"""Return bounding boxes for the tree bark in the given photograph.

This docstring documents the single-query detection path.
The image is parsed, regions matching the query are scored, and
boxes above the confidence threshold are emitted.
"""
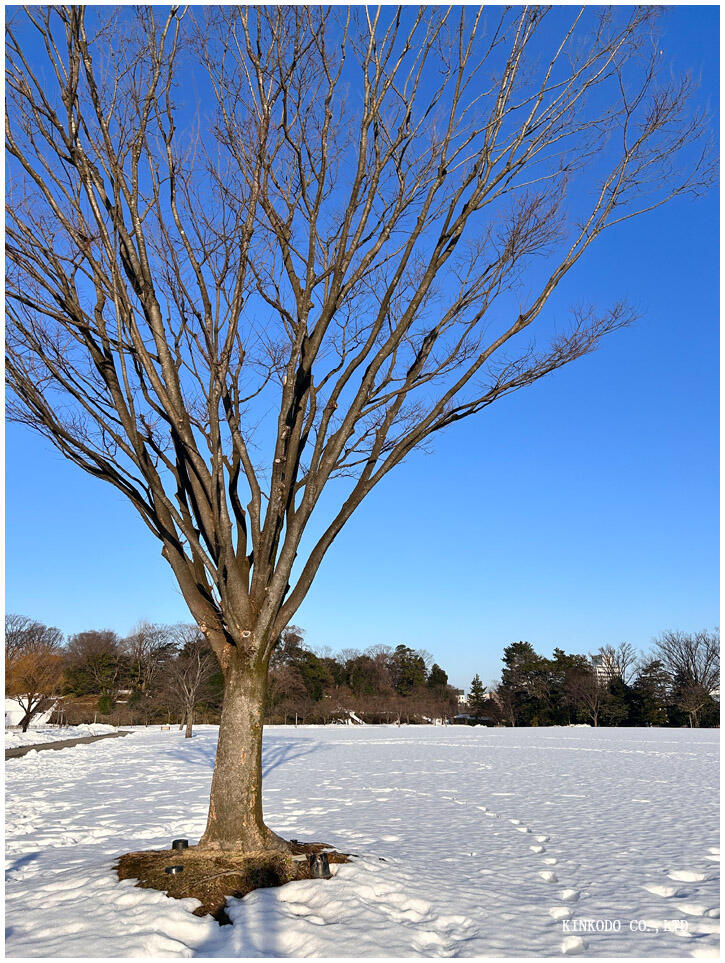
[198,662,287,852]
[185,709,193,739]
[20,711,31,733]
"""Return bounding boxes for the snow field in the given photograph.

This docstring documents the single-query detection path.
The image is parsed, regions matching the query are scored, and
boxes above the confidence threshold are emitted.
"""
[5,725,719,957]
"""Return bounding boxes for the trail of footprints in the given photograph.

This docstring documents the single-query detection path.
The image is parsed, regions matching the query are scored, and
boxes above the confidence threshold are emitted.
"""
[469,801,585,955]
[640,845,720,946]
[509,816,586,955]
[444,792,719,956]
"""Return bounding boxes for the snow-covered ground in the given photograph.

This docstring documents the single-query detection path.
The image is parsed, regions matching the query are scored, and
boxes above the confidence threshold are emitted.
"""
[5,723,117,749]
[5,725,719,957]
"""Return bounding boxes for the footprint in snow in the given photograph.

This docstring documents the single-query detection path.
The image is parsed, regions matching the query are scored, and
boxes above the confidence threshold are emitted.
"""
[530,845,545,854]
[411,931,446,952]
[558,889,581,902]
[642,883,684,898]
[676,903,717,918]
[561,935,587,955]
[549,907,572,921]
[668,870,707,882]
[535,835,550,842]
[539,871,558,883]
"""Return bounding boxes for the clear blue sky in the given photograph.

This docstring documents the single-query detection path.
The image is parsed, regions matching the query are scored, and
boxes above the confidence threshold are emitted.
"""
[5,7,719,690]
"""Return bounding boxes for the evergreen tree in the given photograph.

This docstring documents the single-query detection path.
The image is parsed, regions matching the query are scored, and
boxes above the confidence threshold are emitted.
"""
[388,645,427,695]
[428,663,448,688]
[631,659,670,726]
[499,641,550,725]
[548,648,592,725]
[469,674,487,719]
[600,677,634,726]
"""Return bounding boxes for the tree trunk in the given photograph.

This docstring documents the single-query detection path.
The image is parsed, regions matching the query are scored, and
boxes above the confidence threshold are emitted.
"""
[185,708,193,739]
[20,711,31,732]
[198,663,287,852]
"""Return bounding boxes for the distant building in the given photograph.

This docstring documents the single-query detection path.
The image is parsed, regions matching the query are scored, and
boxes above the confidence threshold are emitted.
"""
[453,689,468,706]
[590,654,614,683]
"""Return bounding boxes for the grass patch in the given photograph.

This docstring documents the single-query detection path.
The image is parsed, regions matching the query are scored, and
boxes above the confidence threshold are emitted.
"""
[116,841,351,924]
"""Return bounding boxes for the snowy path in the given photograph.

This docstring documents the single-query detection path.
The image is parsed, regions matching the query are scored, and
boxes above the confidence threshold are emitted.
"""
[5,723,118,749]
[5,730,130,759]
[5,726,719,957]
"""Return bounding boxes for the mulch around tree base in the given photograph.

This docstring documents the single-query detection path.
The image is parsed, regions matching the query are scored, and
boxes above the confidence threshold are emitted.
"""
[116,842,351,924]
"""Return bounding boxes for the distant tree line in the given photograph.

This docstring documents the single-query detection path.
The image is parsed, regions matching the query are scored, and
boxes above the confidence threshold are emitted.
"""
[4,617,459,730]
[5,615,219,734]
[267,628,457,724]
[472,634,719,729]
[5,615,718,730]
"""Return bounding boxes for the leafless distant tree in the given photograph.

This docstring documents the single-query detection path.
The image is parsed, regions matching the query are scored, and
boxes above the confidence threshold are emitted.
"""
[652,629,720,693]
[652,629,719,727]
[565,669,609,727]
[337,648,361,666]
[268,663,308,725]
[6,7,714,851]
[5,614,65,730]
[5,614,63,658]
[418,649,435,672]
[5,614,32,661]
[597,642,638,685]
[365,645,394,662]
[675,683,712,729]
[163,625,218,738]
[123,621,175,695]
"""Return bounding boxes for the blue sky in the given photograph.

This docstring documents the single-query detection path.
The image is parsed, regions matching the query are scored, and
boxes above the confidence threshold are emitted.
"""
[5,7,719,690]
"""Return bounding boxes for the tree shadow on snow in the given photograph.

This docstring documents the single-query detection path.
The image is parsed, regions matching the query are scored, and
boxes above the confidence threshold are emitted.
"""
[262,735,329,779]
[162,731,328,777]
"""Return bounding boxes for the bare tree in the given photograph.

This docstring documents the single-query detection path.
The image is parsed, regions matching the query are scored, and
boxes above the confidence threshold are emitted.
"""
[5,7,713,851]
[652,629,720,727]
[675,683,711,729]
[565,669,609,727]
[123,621,175,695]
[598,642,638,685]
[337,648,361,666]
[494,684,518,727]
[163,625,218,738]
[652,629,720,692]
[5,615,65,731]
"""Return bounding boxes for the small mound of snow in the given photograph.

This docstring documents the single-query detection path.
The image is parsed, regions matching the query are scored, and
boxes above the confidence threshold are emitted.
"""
[76,724,117,736]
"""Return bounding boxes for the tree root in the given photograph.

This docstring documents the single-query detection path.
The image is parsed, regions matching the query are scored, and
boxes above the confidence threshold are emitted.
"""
[116,841,350,925]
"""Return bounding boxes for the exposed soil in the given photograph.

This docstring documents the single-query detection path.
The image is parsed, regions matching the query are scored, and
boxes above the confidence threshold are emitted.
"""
[116,841,351,924]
